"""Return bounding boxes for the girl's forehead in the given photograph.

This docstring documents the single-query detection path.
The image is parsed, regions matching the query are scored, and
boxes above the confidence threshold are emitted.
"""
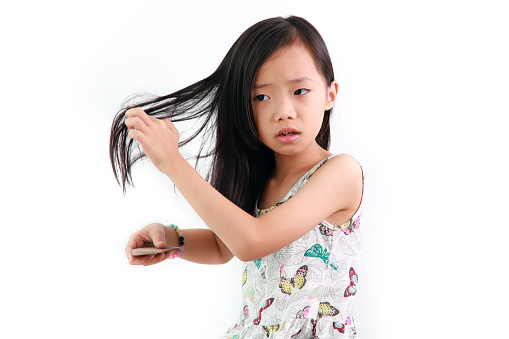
[255,43,323,85]
[265,42,315,66]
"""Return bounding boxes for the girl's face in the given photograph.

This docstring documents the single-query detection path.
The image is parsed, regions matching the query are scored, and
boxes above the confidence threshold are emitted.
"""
[252,42,338,157]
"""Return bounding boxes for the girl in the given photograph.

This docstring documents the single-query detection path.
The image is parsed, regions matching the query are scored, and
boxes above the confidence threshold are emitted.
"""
[110,16,363,338]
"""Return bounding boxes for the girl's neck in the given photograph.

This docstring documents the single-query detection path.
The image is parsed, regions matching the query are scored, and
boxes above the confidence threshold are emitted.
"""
[272,143,331,182]
[257,143,331,210]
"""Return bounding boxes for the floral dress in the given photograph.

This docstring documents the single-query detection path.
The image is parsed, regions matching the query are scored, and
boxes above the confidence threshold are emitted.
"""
[221,155,363,339]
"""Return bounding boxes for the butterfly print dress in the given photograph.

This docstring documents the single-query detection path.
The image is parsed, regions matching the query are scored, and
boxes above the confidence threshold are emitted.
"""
[221,155,364,339]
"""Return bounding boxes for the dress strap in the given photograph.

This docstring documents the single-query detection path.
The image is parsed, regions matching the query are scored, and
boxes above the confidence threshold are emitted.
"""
[255,155,336,216]
[300,154,337,187]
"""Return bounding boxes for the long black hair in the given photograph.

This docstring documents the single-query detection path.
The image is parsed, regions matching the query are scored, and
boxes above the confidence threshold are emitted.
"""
[110,16,335,213]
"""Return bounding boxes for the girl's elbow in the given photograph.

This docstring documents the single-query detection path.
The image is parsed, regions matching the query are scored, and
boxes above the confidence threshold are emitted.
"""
[237,255,258,263]
[233,236,264,262]
[236,252,258,263]
[215,256,234,265]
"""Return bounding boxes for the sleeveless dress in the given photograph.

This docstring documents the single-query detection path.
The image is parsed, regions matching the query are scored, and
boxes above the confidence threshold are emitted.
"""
[221,155,363,339]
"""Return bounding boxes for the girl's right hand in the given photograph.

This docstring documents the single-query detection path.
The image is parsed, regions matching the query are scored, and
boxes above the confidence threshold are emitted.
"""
[125,223,177,266]
[124,107,181,174]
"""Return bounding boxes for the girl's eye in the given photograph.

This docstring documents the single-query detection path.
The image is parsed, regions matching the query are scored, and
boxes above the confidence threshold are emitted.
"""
[294,88,309,95]
[254,94,269,101]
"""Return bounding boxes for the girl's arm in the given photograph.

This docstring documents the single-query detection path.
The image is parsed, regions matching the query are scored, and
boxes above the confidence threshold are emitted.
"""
[163,154,361,262]
[125,223,234,265]
[125,108,363,262]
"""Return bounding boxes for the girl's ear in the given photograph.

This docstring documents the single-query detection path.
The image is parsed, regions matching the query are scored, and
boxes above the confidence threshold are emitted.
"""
[325,80,339,110]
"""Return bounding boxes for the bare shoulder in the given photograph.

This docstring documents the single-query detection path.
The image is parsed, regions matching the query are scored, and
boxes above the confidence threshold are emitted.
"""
[321,154,363,185]
[307,154,363,214]
[327,154,362,170]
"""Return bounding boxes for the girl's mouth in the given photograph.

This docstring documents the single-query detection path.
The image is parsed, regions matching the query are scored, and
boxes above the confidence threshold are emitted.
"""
[276,128,299,143]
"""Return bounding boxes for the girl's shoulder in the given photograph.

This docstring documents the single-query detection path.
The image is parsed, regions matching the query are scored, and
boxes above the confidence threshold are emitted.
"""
[304,153,364,217]
[326,153,362,167]
[323,154,363,194]
[309,154,363,184]
[318,154,364,224]
[286,153,363,199]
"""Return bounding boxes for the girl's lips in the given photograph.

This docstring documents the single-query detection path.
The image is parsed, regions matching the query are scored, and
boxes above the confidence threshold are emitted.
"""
[276,128,300,143]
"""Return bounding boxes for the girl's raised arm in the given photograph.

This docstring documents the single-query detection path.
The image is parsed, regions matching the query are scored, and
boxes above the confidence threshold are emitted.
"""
[125,108,363,262]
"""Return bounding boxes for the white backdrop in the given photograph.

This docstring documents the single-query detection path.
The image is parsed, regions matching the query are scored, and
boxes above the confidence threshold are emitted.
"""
[1,1,508,338]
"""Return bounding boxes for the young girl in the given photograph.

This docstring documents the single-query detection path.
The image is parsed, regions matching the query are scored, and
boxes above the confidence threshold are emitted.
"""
[110,16,363,338]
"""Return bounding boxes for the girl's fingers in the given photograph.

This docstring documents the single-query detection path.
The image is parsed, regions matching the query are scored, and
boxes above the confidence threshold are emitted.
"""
[138,255,156,265]
[128,248,175,266]
[125,110,175,144]
[125,228,155,263]
[125,115,149,134]
[125,107,153,127]
[147,224,167,248]
[127,254,154,265]
[129,252,166,266]
[162,251,173,261]
[125,234,142,258]
[124,109,150,142]
[125,107,164,131]
[143,252,170,266]
[127,128,148,145]
[163,117,175,131]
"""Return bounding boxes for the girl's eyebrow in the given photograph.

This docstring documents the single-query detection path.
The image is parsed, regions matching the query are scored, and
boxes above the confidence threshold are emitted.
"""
[253,77,314,90]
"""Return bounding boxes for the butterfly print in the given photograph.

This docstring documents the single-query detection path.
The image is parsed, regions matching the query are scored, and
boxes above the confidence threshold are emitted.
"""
[253,298,274,325]
[253,259,262,269]
[291,329,302,338]
[304,244,330,264]
[244,286,254,302]
[333,321,345,333]
[333,317,351,334]
[243,305,249,319]
[227,323,238,333]
[338,216,360,235]
[308,287,323,300]
[236,305,249,327]
[296,306,310,319]
[311,319,318,337]
[252,259,267,283]
[304,244,338,270]
[344,267,358,297]
[319,223,334,236]
[260,266,268,283]
[263,324,280,337]
[242,267,247,287]
[318,301,340,318]
[279,264,308,295]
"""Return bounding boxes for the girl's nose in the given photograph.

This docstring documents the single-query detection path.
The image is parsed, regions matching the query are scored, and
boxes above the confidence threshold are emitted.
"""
[275,98,296,121]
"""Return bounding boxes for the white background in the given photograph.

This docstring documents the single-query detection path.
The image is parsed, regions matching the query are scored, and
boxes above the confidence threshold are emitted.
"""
[1,1,508,338]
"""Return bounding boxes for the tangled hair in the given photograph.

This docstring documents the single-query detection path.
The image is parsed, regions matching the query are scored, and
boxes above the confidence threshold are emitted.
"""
[109,16,335,213]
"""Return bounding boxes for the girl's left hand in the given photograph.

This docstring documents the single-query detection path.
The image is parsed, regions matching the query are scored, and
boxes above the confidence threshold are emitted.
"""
[125,222,177,266]
[124,107,180,173]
